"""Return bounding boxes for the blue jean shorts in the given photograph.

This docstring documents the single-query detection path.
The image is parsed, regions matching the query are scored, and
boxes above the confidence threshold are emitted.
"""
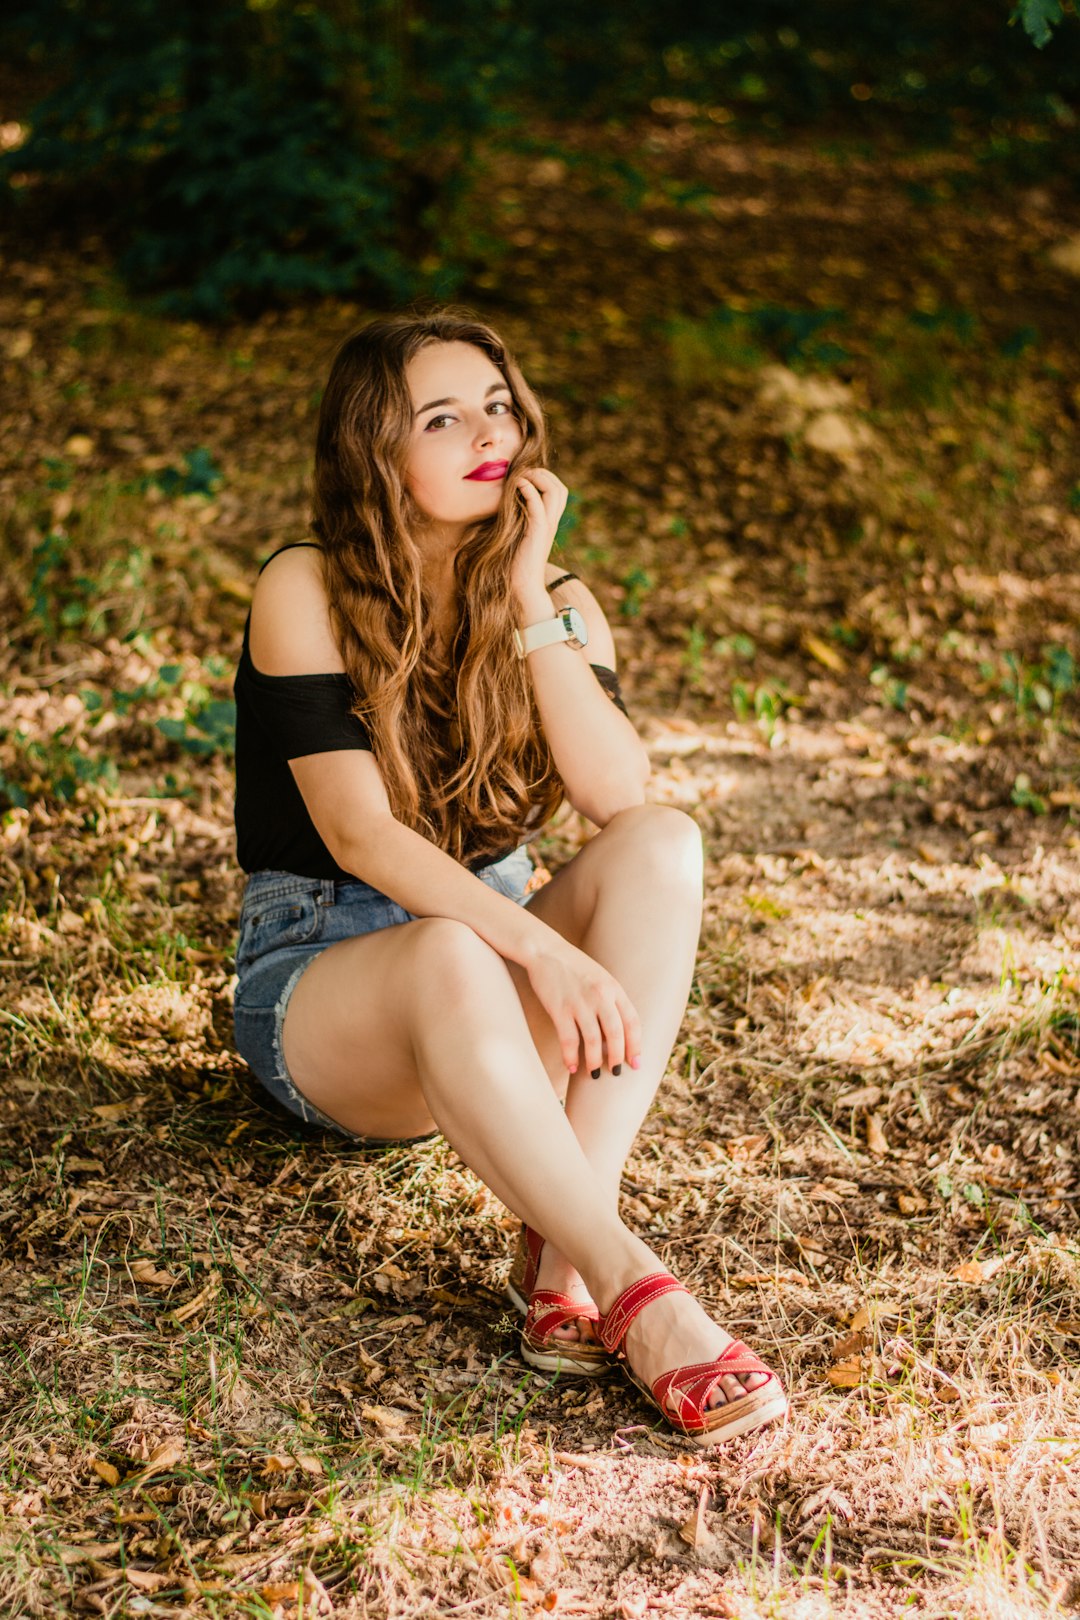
[232,844,536,1139]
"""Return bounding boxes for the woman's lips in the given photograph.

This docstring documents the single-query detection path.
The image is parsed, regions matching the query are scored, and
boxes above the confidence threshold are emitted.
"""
[465,461,509,481]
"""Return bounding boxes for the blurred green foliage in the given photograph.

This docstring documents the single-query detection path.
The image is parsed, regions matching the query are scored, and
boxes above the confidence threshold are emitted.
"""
[1,1,1077,316]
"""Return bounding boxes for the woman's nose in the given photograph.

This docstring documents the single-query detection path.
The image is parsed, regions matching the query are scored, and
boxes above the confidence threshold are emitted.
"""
[475,412,505,449]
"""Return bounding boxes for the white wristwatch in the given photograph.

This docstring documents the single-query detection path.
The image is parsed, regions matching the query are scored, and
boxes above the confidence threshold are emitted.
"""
[513,604,589,659]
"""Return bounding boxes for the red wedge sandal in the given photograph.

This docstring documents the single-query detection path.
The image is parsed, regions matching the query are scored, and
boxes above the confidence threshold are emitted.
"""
[505,1225,613,1377]
[598,1273,788,1446]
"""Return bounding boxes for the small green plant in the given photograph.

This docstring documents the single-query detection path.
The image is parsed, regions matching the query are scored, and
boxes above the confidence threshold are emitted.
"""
[683,622,708,687]
[1011,773,1048,814]
[872,310,975,410]
[985,645,1077,718]
[870,665,909,709]
[667,303,848,386]
[145,448,223,499]
[81,658,238,759]
[619,567,653,618]
[157,699,237,758]
[731,678,797,742]
[712,632,756,660]
[26,531,149,639]
[1,726,119,804]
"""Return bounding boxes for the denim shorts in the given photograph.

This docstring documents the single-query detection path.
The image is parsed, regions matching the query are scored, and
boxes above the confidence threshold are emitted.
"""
[232,844,536,1139]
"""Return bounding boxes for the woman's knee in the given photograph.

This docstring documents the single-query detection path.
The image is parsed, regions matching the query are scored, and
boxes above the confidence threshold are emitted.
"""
[601,803,703,885]
[406,915,511,1000]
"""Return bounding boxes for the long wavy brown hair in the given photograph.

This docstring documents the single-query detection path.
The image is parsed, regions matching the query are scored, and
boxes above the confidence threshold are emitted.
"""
[311,309,566,868]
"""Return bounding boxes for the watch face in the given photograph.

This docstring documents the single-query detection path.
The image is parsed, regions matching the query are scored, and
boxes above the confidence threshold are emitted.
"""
[562,605,588,649]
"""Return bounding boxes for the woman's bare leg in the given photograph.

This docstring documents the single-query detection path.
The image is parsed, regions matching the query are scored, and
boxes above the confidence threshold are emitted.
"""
[504,806,767,1403]
[280,907,762,1405]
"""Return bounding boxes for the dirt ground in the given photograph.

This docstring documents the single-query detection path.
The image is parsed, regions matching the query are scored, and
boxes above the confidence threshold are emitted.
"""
[1,109,1080,1618]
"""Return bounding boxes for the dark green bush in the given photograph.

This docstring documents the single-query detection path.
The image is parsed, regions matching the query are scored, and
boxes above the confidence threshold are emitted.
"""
[1,0,506,315]
[2,1,1076,317]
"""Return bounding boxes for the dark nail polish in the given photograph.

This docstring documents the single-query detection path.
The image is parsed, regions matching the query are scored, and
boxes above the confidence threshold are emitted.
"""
[591,1068,601,1079]
[613,1064,622,1076]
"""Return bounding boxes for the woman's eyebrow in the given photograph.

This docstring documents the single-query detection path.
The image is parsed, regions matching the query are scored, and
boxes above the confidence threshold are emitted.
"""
[414,381,509,417]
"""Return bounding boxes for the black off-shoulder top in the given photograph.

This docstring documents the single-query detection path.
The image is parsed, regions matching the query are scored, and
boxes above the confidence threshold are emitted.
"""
[233,545,630,879]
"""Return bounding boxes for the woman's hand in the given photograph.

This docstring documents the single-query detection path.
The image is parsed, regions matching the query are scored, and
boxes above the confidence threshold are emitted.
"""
[524,933,642,1078]
[510,467,568,608]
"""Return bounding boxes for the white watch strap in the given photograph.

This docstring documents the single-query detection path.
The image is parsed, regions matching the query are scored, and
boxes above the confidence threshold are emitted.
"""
[514,611,573,658]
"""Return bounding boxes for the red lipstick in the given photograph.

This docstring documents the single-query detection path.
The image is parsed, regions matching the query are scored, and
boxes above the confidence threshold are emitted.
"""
[465,461,509,481]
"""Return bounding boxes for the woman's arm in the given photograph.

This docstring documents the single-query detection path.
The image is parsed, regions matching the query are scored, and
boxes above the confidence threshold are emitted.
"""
[521,566,650,826]
[513,473,651,826]
[249,547,642,1073]
[248,552,539,951]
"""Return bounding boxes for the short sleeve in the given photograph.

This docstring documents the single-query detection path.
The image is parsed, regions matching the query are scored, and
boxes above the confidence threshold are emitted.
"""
[590,663,630,718]
[244,672,372,761]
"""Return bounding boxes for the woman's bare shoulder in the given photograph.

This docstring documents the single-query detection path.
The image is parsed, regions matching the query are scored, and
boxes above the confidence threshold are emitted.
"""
[249,545,345,676]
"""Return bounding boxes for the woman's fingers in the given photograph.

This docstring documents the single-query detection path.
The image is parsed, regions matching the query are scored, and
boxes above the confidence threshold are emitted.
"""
[616,989,643,1072]
[517,469,567,525]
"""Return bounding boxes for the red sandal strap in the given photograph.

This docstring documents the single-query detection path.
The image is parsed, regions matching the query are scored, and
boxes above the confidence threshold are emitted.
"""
[653,1341,777,1427]
[598,1273,686,1353]
[521,1225,544,1297]
[525,1289,600,1341]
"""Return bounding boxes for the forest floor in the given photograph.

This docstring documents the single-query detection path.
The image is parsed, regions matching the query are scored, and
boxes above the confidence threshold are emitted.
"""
[2,107,1080,1619]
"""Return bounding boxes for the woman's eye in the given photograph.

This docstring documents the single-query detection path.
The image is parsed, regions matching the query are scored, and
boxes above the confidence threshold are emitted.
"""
[425,414,455,431]
[488,400,511,415]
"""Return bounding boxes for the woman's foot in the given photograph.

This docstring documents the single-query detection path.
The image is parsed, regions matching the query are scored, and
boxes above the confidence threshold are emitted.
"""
[506,1226,610,1370]
[596,1253,786,1443]
[620,1284,771,1409]
[534,1241,604,1351]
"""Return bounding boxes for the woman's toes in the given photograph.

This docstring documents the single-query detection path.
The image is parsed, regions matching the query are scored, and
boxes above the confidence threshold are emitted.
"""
[551,1314,598,1346]
[708,1368,771,1408]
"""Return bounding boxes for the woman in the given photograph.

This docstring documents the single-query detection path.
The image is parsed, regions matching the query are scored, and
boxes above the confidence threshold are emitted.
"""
[231,310,787,1446]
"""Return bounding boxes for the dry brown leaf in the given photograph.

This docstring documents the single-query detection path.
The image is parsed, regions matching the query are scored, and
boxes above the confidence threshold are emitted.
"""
[139,1438,185,1476]
[124,1569,170,1593]
[835,1084,882,1109]
[300,1566,333,1614]
[91,1096,146,1120]
[866,1112,890,1156]
[130,1258,179,1288]
[897,1192,929,1215]
[554,1451,608,1471]
[803,633,847,673]
[825,1356,866,1389]
[57,1541,122,1565]
[529,1540,564,1587]
[726,1133,769,1161]
[65,1158,105,1174]
[953,1256,1007,1284]
[968,1422,1009,1446]
[832,1329,870,1360]
[360,1404,412,1436]
[89,1458,120,1488]
[731,1269,805,1287]
[170,1275,219,1323]
[678,1484,711,1550]
[260,1582,301,1604]
[795,1236,829,1267]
